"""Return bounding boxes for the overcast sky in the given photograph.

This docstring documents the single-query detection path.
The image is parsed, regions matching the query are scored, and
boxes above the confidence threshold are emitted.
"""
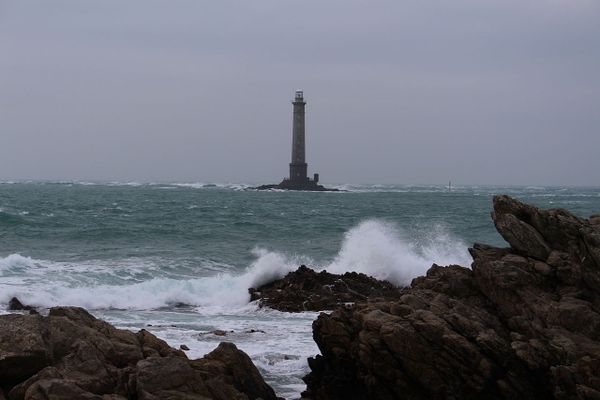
[1,1,599,186]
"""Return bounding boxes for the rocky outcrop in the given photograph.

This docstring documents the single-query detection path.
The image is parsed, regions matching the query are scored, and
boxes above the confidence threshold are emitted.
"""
[7,298,38,314]
[249,265,402,312]
[0,307,279,400]
[303,195,600,399]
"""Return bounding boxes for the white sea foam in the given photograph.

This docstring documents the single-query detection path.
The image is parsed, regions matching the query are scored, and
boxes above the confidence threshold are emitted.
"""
[329,183,461,193]
[324,220,471,285]
[171,182,250,191]
[0,253,37,271]
[107,181,143,187]
[0,220,470,311]
[0,248,301,310]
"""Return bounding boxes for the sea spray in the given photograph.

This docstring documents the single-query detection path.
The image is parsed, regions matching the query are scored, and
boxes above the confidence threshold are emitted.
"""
[324,219,472,285]
[0,248,305,310]
[0,253,37,272]
[0,220,471,310]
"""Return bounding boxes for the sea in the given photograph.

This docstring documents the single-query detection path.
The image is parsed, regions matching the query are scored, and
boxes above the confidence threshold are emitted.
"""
[1,181,599,399]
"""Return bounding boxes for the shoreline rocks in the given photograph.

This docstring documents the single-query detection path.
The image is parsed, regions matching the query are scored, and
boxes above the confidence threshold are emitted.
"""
[249,265,402,312]
[302,195,600,399]
[0,306,280,400]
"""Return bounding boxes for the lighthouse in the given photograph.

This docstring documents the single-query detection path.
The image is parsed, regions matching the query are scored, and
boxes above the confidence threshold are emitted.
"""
[255,90,336,191]
[289,90,308,183]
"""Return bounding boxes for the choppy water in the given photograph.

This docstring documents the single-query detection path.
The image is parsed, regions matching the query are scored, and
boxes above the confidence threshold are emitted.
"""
[1,181,599,398]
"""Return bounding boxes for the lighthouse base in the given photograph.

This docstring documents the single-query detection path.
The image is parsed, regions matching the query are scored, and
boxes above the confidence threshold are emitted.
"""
[254,178,338,191]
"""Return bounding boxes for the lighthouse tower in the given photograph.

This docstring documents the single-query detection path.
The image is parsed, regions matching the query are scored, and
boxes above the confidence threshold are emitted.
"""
[254,90,335,191]
[289,90,308,183]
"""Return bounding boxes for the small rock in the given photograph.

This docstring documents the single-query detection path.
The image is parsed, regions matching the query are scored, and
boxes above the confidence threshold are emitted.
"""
[180,344,190,351]
[8,297,37,313]
[246,329,266,334]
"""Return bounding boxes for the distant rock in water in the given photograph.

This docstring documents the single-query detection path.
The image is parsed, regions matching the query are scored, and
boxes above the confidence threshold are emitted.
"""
[7,297,38,314]
[253,181,340,191]
[0,306,279,400]
[249,265,402,312]
[303,195,600,399]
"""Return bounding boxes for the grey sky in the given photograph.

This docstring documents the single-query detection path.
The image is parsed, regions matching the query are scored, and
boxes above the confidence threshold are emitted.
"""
[1,0,599,186]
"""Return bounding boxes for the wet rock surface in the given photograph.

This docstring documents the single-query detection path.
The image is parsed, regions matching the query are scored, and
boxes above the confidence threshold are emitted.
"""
[249,265,402,312]
[303,195,600,399]
[0,306,280,400]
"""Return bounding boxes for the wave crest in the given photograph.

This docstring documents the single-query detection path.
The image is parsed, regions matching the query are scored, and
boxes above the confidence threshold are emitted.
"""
[0,253,37,271]
[326,220,471,285]
[0,220,471,310]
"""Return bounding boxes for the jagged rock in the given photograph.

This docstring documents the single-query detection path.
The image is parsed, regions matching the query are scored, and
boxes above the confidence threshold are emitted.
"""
[303,196,600,399]
[245,329,265,334]
[249,265,401,312]
[7,298,38,314]
[0,307,279,400]
[493,212,552,260]
[192,342,280,400]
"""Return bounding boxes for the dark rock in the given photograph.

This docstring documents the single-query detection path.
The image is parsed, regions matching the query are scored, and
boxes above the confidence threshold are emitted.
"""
[7,297,38,314]
[0,306,278,400]
[0,314,50,388]
[493,212,551,260]
[245,329,266,334]
[192,342,282,400]
[134,356,211,399]
[20,379,106,400]
[180,344,190,351]
[254,180,339,192]
[303,196,600,399]
[249,265,402,312]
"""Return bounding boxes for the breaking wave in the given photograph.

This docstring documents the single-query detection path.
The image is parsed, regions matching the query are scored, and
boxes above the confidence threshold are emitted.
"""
[0,220,471,311]
[325,220,471,284]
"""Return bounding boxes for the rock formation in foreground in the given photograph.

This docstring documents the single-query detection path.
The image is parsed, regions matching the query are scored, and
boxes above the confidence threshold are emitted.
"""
[303,195,600,399]
[0,306,280,400]
[249,265,402,312]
